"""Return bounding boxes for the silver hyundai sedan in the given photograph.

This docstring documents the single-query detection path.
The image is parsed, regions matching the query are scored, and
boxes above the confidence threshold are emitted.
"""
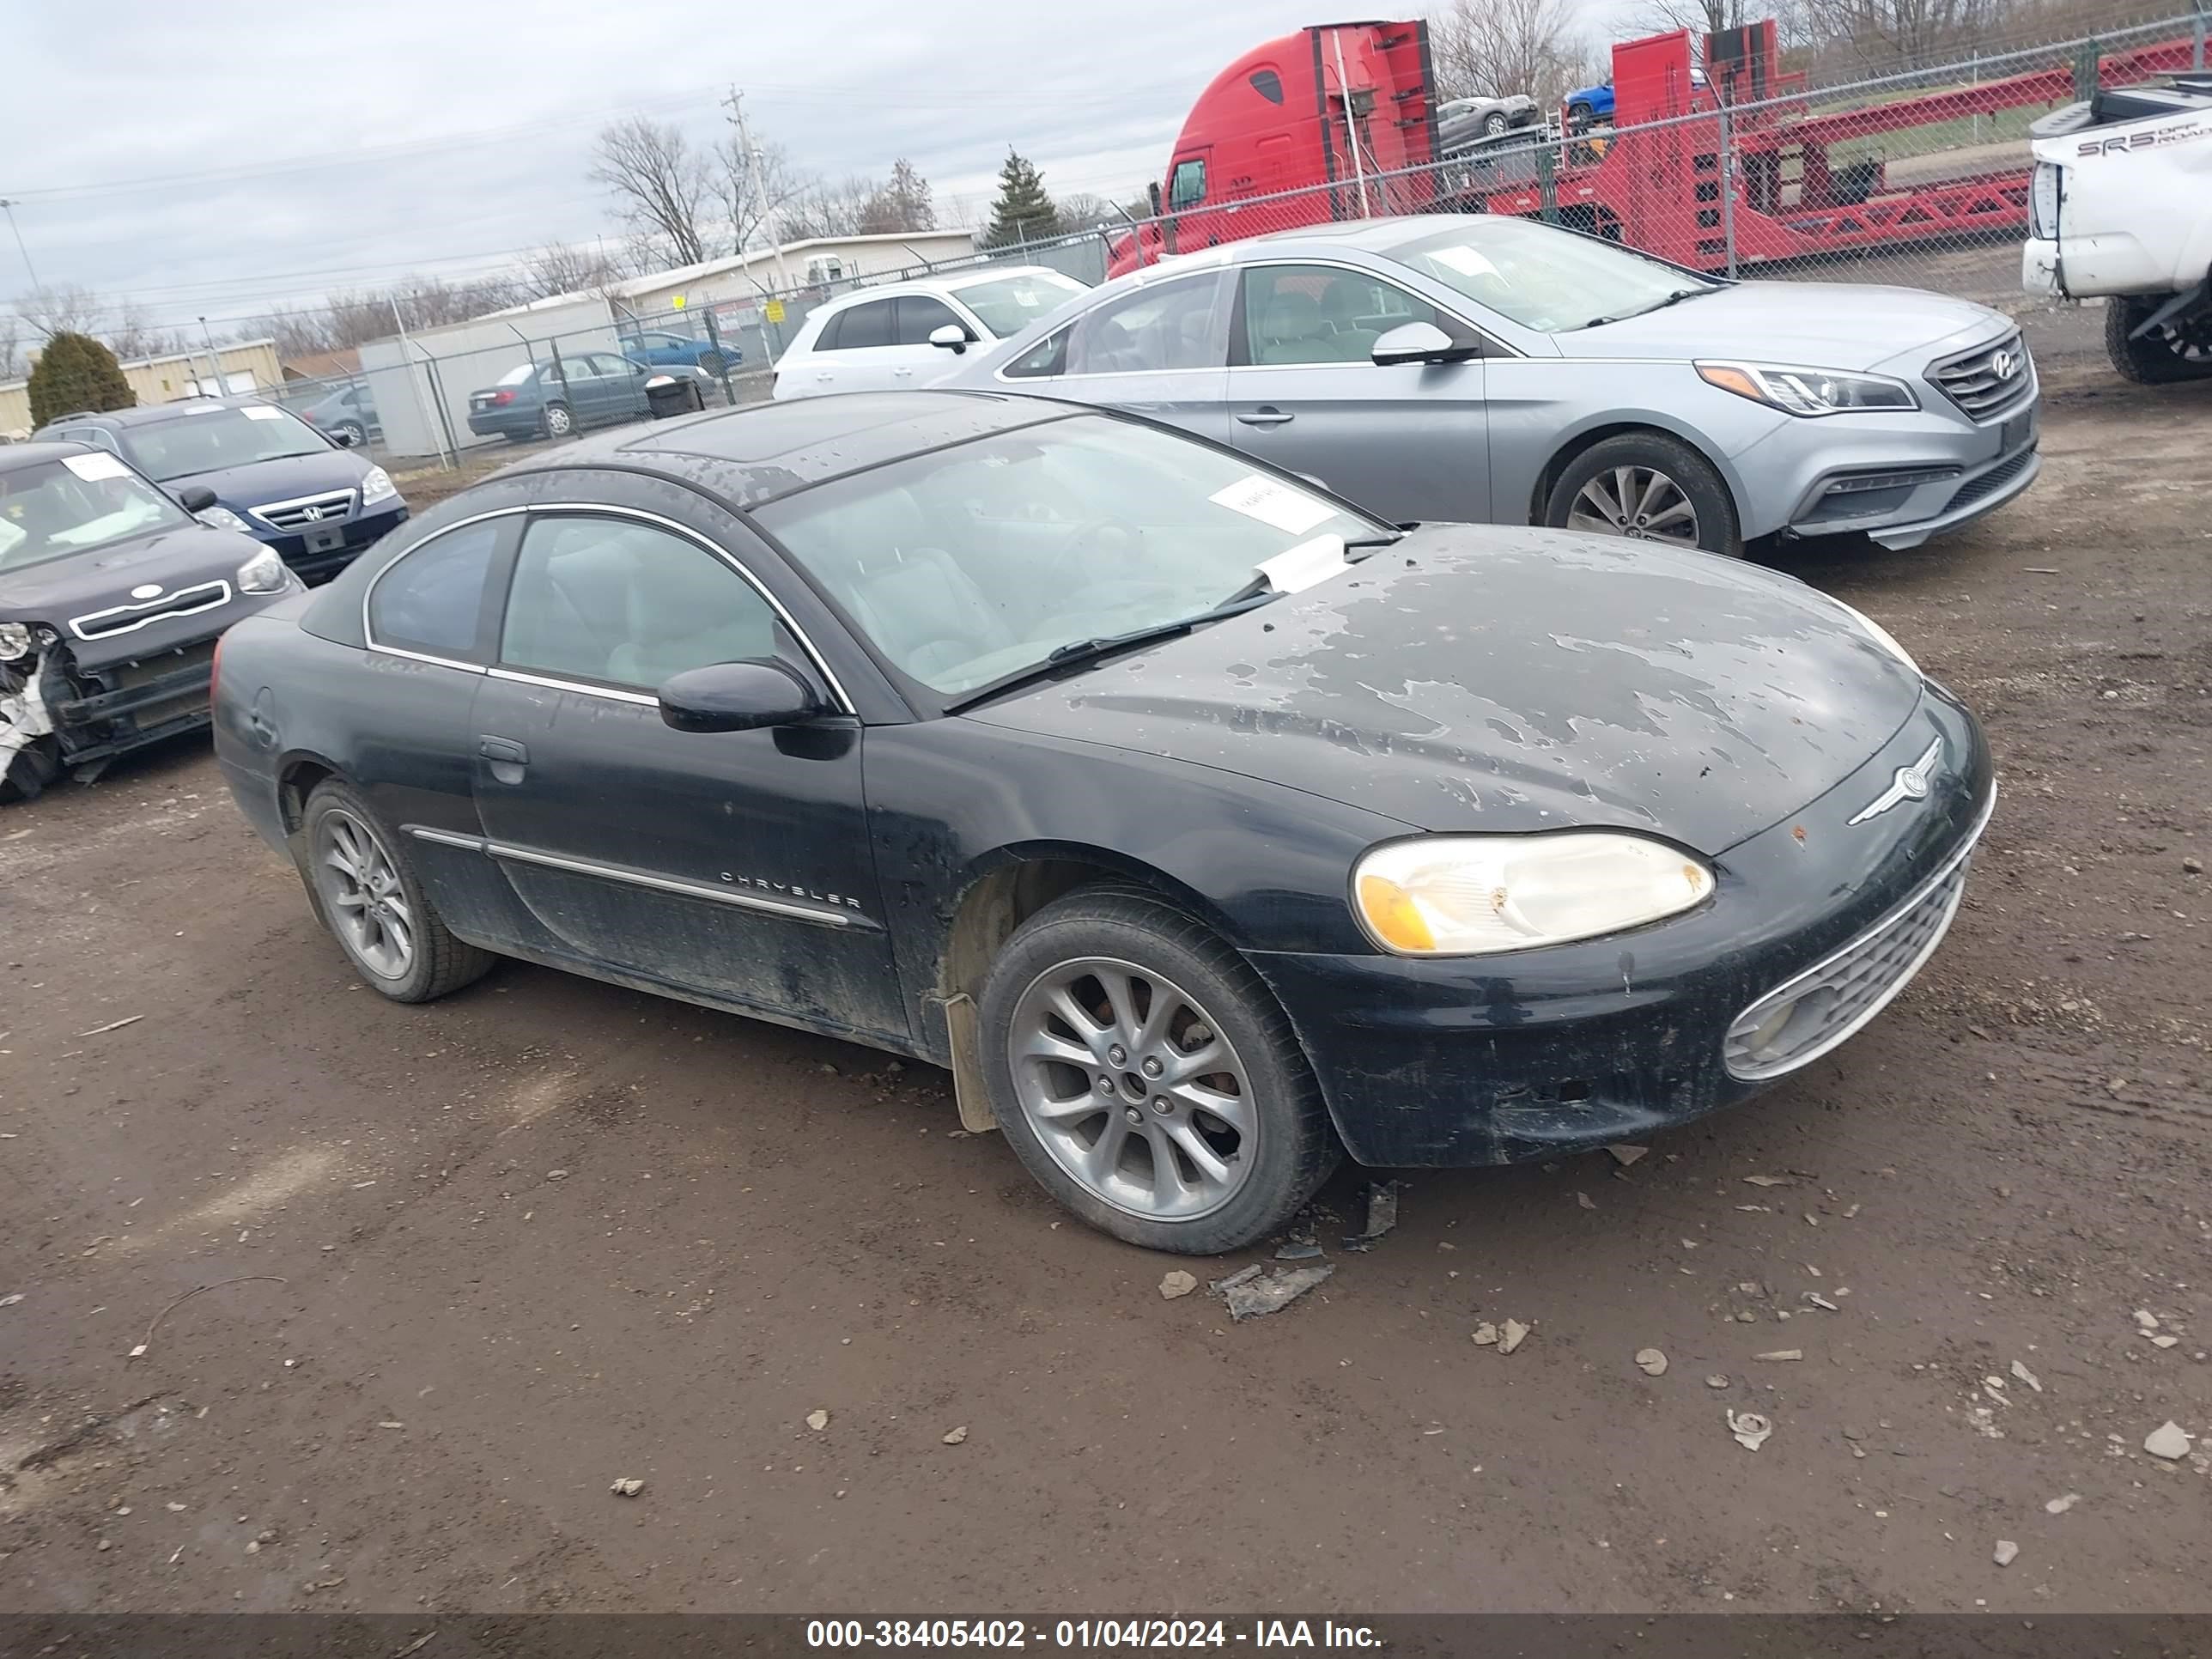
[946,215,2040,556]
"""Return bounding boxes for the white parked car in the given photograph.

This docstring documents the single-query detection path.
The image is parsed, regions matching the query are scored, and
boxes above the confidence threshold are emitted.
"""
[771,266,1091,400]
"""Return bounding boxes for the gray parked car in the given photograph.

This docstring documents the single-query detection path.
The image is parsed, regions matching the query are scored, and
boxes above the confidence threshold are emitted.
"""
[1437,93,1539,152]
[951,216,2041,556]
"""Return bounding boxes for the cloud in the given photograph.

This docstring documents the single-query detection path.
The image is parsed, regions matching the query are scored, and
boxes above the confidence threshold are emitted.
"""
[3,0,1318,328]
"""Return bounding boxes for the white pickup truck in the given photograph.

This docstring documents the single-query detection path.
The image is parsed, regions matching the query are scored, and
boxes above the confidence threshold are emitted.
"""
[2022,72,2212,383]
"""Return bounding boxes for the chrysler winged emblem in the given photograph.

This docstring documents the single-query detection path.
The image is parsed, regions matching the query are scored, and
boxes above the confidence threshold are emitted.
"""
[1848,737,1942,825]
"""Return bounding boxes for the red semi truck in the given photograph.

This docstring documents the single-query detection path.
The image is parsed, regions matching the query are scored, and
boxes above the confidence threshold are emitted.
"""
[1107,21,1442,276]
[1111,17,2203,278]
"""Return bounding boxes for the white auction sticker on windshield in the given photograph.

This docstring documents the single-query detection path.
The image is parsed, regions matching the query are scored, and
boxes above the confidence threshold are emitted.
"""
[1427,244,1500,278]
[61,452,131,481]
[240,404,284,420]
[1209,474,1334,537]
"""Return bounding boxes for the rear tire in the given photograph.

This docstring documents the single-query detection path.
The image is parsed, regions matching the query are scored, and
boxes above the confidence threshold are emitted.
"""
[541,401,574,439]
[979,886,1340,1254]
[299,779,494,1003]
[2104,295,2212,385]
[331,419,368,448]
[1544,432,1741,557]
[698,349,726,376]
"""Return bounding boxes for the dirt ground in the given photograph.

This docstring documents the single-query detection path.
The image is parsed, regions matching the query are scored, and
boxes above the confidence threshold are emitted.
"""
[2,364,2207,1619]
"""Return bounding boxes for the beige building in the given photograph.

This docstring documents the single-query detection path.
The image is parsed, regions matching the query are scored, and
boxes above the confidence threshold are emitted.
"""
[0,337,283,439]
[613,230,983,316]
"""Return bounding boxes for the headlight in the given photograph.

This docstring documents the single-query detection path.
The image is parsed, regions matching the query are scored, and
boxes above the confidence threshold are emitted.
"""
[359,465,398,505]
[235,547,291,594]
[0,621,33,662]
[195,504,254,534]
[1831,598,1920,675]
[1352,832,1714,957]
[1696,361,1917,416]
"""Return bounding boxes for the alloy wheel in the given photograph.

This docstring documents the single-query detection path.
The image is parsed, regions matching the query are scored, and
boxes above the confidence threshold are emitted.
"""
[313,808,415,981]
[1007,957,1256,1222]
[1567,465,1700,545]
[544,404,574,437]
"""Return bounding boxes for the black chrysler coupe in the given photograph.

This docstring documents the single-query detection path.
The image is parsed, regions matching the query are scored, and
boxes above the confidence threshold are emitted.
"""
[211,392,1992,1252]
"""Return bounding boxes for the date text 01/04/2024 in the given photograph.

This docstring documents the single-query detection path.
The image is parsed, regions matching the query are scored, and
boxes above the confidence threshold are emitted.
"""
[805,1620,1382,1649]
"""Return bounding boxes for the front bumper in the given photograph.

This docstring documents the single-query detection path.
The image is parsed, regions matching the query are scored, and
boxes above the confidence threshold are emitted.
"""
[48,639,222,764]
[258,500,408,583]
[1249,688,1993,1167]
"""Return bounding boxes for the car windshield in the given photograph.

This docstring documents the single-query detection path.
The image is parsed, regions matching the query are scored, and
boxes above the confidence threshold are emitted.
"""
[756,414,1390,698]
[949,271,1089,337]
[0,454,192,574]
[1387,219,1717,334]
[119,406,331,482]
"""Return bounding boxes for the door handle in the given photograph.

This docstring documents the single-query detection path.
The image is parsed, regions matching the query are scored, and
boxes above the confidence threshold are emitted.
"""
[1236,407,1294,427]
[479,736,529,764]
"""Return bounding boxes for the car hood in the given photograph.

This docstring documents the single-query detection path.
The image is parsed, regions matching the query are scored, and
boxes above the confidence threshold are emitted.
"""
[1556,281,2011,368]
[962,525,1923,855]
[2,521,287,671]
[158,448,367,510]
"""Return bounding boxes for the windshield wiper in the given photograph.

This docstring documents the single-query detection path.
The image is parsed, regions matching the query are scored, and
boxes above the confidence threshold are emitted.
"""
[1582,286,1715,330]
[945,592,1279,714]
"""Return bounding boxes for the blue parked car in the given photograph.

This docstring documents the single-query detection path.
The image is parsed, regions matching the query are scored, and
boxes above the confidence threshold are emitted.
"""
[620,328,739,375]
[1565,64,1705,129]
[33,399,407,584]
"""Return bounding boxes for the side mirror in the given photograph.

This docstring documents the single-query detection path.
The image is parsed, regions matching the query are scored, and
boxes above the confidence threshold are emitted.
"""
[1147,181,1164,216]
[658,659,823,733]
[928,324,971,354]
[177,484,218,513]
[1371,321,1474,368]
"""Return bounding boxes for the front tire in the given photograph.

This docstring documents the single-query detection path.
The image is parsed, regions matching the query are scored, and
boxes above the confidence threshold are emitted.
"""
[2104,295,2212,385]
[1544,432,1741,556]
[300,780,493,1003]
[979,887,1340,1254]
[1482,111,1510,137]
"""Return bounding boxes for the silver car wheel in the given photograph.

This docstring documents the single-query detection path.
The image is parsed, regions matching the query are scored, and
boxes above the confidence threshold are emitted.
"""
[1568,466,1700,546]
[544,403,574,437]
[1008,956,1256,1222]
[313,808,415,981]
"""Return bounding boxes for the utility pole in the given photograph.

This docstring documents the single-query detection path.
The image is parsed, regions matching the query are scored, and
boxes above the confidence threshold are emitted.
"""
[721,87,792,294]
[198,315,224,396]
[0,198,44,295]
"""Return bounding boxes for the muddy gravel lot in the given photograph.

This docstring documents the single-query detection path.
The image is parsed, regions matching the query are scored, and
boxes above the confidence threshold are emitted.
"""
[1,366,2207,1620]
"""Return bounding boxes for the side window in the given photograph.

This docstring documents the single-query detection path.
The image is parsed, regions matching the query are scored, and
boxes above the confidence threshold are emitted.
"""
[895,295,964,345]
[368,520,504,662]
[501,515,780,691]
[1001,325,1070,380]
[1169,157,1207,210]
[832,300,895,351]
[1066,275,1224,375]
[1238,264,1455,367]
[1248,69,1285,104]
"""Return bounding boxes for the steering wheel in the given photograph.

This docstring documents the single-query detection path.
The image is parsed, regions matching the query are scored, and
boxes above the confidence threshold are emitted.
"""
[1045,515,1146,588]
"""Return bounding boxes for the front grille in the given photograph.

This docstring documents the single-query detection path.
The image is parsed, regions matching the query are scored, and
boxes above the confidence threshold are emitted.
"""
[254,489,356,531]
[103,638,219,690]
[1929,332,2034,421]
[1944,446,2037,513]
[1724,830,1983,1081]
[70,580,232,641]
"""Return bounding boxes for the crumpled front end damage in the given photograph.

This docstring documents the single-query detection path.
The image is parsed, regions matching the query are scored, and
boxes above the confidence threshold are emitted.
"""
[2,632,222,797]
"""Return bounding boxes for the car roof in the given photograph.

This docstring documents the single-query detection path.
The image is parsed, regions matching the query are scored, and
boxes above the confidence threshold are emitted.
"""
[0,438,94,473]
[492,389,1078,511]
[41,398,251,430]
[809,264,1079,316]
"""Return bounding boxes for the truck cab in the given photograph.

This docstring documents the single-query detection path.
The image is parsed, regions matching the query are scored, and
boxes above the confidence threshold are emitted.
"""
[1108,21,1440,276]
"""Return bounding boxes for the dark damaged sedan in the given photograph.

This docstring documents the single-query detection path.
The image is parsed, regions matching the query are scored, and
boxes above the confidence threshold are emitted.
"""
[3,442,301,802]
[210,392,1993,1252]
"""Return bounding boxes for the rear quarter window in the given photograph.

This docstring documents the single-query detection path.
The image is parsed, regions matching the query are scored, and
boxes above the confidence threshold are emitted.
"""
[366,520,504,662]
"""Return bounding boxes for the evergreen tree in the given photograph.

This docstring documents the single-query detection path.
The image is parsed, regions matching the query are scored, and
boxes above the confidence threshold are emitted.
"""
[27,331,136,429]
[984,149,1059,247]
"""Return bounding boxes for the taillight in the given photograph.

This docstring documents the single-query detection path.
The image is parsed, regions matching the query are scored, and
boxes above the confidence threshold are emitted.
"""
[491,389,516,406]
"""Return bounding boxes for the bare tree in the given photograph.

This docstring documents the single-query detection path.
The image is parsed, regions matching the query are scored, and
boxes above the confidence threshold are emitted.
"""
[240,302,337,360]
[591,118,711,268]
[775,175,889,243]
[1429,0,1591,105]
[858,159,936,234]
[518,240,626,301]
[13,283,105,341]
[1054,191,1121,233]
[105,301,181,362]
[714,133,810,253]
[0,313,24,380]
[1636,0,1753,36]
[1796,0,1995,69]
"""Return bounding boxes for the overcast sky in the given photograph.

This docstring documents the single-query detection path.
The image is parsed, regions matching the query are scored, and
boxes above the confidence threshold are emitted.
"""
[0,0,1647,337]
